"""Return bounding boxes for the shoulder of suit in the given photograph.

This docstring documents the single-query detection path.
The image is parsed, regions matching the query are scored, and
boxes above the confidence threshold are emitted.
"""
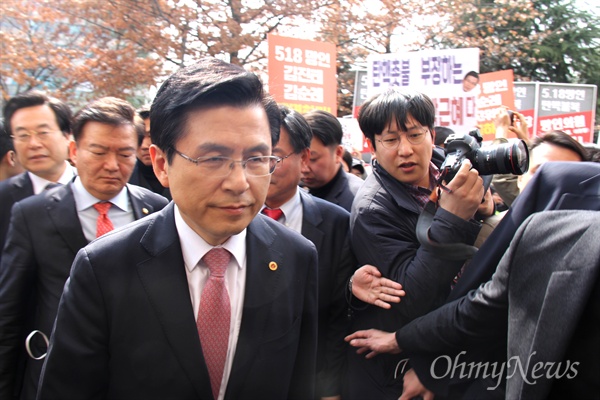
[127,183,170,205]
[254,213,315,246]
[0,172,29,193]
[305,192,350,218]
[9,184,68,211]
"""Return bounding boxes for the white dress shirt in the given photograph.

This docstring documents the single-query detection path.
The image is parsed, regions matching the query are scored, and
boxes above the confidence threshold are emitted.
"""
[71,177,134,242]
[174,205,247,400]
[29,161,75,194]
[262,187,304,234]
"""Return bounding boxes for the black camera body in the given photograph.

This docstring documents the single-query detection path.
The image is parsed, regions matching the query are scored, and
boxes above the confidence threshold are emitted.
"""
[439,129,529,183]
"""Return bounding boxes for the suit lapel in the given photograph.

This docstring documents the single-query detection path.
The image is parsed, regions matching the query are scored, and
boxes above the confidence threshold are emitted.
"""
[136,204,213,399]
[127,184,159,219]
[10,172,34,202]
[46,184,88,254]
[299,191,324,252]
[555,168,600,210]
[226,216,283,398]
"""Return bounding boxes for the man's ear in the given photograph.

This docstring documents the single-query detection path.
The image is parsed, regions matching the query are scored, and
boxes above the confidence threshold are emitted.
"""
[334,144,344,163]
[68,141,78,167]
[7,150,17,167]
[300,148,311,166]
[150,144,170,187]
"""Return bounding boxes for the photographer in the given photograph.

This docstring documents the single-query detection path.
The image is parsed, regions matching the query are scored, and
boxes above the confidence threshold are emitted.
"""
[343,89,486,399]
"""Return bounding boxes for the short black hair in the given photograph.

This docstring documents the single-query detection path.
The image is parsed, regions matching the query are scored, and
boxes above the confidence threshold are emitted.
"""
[303,109,343,147]
[358,89,435,151]
[137,105,151,120]
[342,149,353,171]
[72,97,143,144]
[3,90,72,136]
[150,57,280,164]
[530,130,588,161]
[464,71,479,81]
[279,106,312,153]
[0,119,14,158]
[434,126,454,147]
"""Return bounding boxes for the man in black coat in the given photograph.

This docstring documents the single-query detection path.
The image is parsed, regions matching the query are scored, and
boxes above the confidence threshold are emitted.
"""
[264,106,355,398]
[0,91,75,266]
[0,97,168,400]
[343,89,488,399]
[36,58,318,400]
[301,109,364,212]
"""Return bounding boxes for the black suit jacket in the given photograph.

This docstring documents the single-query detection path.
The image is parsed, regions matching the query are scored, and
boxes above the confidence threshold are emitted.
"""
[0,173,34,266]
[310,166,364,212]
[299,190,355,397]
[406,161,600,398]
[397,210,600,398]
[0,182,168,400]
[37,203,319,400]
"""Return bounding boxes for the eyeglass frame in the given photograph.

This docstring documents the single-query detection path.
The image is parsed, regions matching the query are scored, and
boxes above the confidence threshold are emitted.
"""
[11,129,62,143]
[375,127,429,149]
[275,151,296,164]
[173,149,281,177]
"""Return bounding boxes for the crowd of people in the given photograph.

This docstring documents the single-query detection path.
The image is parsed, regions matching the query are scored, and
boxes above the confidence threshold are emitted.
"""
[0,57,598,400]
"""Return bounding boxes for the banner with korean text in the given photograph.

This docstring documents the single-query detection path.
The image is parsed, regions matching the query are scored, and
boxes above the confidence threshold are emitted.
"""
[366,48,480,135]
[514,82,597,143]
[476,69,516,141]
[536,83,596,143]
[513,82,536,139]
[268,34,337,115]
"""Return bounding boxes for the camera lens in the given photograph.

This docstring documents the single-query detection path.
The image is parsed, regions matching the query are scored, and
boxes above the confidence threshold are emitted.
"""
[474,139,529,176]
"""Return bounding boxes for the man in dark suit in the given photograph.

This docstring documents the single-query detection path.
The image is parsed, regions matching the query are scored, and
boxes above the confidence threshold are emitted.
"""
[128,105,172,200]
[0,97,169,400]
[301,109,364,212]
[264,106,355,399]
[0,91,74,265]
[348,208,600,399]
[346,161,600,398]
[37,58,319,400]
[0,120,24,181]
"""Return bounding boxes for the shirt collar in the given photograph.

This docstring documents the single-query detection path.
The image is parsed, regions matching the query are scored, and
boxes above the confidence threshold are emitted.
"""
[71,176,130,212]
[262,186,301,220]
[29,162,76,194]
[174,204,247,273]
[278,188,301,219]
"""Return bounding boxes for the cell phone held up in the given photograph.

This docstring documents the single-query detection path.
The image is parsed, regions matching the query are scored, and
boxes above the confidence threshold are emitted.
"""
[507,110,515,126]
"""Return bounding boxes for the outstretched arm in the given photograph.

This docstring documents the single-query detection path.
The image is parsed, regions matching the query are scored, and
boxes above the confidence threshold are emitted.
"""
[350,265,405,309]
[345,328,400,359]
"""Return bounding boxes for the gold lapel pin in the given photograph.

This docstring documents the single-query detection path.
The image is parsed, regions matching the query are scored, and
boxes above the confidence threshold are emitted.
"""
[269,261,278,271]
[142,207,149,215]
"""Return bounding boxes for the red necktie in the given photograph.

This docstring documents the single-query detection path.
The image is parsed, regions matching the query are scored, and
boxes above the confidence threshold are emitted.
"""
[197,248,232,400]
[92,202,114,238]
[262,207,284,221]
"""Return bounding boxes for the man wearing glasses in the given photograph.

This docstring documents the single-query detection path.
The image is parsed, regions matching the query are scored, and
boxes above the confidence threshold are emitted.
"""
[0,97,168,400]
[264,106,355,399]
[343,89,485,399]
[0,91,75,266]
[37,58,319,400]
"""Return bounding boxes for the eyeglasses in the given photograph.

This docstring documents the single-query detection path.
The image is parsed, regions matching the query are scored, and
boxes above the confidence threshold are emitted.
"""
[12,130,60,143]
[376,128,428,149]
[275,151,295,164]
[174,150,281,177]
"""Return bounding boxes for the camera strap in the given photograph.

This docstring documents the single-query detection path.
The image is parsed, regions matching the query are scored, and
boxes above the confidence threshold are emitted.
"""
[416,201,479,260]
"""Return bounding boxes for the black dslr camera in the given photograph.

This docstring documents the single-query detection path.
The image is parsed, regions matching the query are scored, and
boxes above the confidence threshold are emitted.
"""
[439,129,529,183]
